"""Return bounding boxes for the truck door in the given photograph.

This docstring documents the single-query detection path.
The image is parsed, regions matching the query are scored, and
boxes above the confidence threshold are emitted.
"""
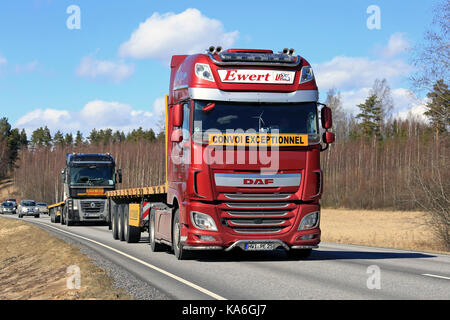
[171,102,191,181]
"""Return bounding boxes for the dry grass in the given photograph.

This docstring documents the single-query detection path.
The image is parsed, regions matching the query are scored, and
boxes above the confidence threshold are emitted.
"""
[321,208,447,253]
[0,217,133,300]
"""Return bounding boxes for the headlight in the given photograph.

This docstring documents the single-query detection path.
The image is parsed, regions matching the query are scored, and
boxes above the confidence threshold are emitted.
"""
[298,211,320,230]
[195,63,215,82]
[190,211,218,231]
[299,66,314,84]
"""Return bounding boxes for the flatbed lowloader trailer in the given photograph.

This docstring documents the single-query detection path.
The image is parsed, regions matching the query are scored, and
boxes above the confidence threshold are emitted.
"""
[106,47,335,260]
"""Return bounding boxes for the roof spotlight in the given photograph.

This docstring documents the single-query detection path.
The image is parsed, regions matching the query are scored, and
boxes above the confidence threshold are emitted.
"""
[289,48,295,55]
[215,46,222,53]
[282,48,289,54]
[208,46,215,53]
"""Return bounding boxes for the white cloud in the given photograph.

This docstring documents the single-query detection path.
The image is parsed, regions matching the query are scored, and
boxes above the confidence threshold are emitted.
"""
[336,86,428,122]
[15,108,76,136]
[379,32,410,58]
[339,87,372,114]
[0,55,6,65]
[314,33,414,93]
[118,8,239,63]
[14,98,165,136]
[76,56,135,83]
[392,89,429,122]
[314,56,412,92]
[15,60,39,74]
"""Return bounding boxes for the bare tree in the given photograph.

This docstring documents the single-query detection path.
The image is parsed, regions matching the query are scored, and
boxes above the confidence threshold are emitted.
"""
[411,0,450,95]
[325,88,348,139]
[410,153,450,251]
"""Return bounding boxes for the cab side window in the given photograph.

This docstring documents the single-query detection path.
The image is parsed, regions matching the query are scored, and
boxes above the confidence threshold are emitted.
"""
[182,102,190,142]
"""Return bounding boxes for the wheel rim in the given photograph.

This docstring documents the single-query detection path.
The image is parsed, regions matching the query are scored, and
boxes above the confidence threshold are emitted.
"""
[174,221,180,251]
[150,215,155,243]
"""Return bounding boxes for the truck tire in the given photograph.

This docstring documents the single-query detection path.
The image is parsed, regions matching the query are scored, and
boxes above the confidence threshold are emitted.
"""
[286,248,312,260]
[124,204,141,243]
[66,211,74,226]
[118,204,125,241]
[107,199,112,230]
[172,208,192,260]
[55,210,60,223]
[50,209,55,223]
[149,208,165,252]
[60,207,65,225]
[111,202,119,240]
[34,214,40,218]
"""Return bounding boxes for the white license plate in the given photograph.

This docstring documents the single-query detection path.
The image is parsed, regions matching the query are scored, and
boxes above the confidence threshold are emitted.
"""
[244,243,275,251]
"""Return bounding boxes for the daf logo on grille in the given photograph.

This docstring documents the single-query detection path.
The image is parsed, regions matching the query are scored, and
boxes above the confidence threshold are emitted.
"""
[90,202,96,208]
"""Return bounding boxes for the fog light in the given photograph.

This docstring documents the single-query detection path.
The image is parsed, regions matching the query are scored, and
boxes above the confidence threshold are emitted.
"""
[298,211,320,230]
[198,235,216,242]
[191,211,218,231]
[301,234,315,240]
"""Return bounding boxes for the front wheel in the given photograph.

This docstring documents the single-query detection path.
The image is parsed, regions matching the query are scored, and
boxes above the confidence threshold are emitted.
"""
[172,208,192,260]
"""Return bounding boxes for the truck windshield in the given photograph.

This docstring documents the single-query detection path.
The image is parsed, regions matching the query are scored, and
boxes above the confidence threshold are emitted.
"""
[69,165,114,186]
[193,101,318,134]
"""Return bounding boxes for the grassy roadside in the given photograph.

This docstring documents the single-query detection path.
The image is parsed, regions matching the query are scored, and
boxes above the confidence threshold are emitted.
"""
[321,208,447,253]
[0,216,133,300]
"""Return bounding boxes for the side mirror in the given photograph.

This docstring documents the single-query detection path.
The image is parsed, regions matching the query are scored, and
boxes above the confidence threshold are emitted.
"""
[173,104,183,127]
[117,169,122,184]
[322,131,335,144]
[171,128,183,143]
[321,106,333,129]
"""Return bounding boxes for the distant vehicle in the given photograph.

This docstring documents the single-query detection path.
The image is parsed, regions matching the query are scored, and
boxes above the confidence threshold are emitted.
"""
[18,200,40,218]
[1,201,16,214]
[36,203,49,214]
[5,198,17,209]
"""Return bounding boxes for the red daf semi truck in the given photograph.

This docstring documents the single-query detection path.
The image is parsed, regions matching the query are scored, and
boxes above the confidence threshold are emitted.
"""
[106,47,335,260]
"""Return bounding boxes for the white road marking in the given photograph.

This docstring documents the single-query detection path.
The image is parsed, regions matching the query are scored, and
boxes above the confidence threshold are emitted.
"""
[30,219,227,300]
[422,274,450,280]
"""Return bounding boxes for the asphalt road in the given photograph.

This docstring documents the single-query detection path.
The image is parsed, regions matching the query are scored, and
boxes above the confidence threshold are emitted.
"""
[5,214,450,300]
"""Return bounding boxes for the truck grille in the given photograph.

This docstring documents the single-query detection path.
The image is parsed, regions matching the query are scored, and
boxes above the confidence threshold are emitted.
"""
[220,202,297,235]
[80,201,105,214]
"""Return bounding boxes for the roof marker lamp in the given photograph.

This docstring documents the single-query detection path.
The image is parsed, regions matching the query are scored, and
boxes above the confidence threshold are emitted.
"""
[195,63,215,82]
[299,66,314,84]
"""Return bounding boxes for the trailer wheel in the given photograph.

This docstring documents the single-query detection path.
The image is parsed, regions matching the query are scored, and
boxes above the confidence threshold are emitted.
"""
[107,199,112,230]
[173,208,192,260]
[149,208,165,252]
[118,204,125,241]
[50,209,55,223]
[60,206,65,225]
[111,202,119,240]
[55,210,60,223]
[124,205,141,243]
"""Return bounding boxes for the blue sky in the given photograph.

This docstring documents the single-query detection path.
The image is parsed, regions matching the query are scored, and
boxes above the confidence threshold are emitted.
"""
[0,0,436,135]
